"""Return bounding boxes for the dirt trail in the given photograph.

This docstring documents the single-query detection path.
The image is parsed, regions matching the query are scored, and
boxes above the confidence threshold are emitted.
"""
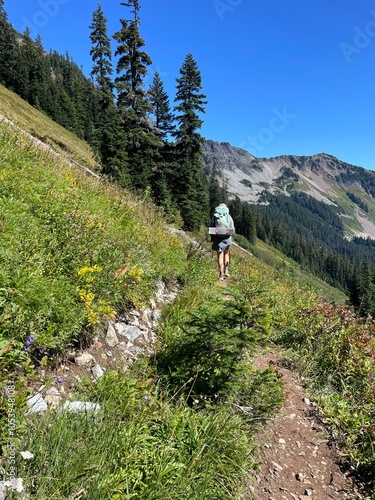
[244,351,366,500]
[217,260,367,500]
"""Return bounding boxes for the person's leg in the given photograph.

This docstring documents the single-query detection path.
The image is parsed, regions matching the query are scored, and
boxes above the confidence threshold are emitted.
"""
[223,248,230,276]
[217,251,224,277]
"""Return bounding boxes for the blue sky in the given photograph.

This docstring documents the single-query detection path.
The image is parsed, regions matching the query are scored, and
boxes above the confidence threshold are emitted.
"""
[4,0,375,170]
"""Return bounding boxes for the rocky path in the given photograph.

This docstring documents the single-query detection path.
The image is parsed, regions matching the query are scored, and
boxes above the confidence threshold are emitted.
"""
[9,273,369,499]
[244,351,366,500]
[218,261,368,500]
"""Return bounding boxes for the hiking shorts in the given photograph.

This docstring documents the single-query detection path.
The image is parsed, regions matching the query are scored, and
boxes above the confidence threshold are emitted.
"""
[212,236,232,253]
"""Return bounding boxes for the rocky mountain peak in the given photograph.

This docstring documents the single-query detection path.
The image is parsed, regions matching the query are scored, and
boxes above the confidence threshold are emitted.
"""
[202,139,375,239]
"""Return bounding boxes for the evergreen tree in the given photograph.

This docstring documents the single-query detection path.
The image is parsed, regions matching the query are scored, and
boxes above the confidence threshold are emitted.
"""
[18,28,53,110]
[208,164,227,214]
[90,4,114,104]
[113,0,160,190]
[356,262,375,316]
[228,196,256,244]
[173,53,209,231]
[89,3,128,182]
[0,1,19,90]
[149,71,175,140]
[147,71,176,207]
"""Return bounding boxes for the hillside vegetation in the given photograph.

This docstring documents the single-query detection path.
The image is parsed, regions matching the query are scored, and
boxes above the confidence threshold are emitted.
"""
[204,140,375,317]
[1,1,374,495]
[1,111,375,498]
[0,84,97,170]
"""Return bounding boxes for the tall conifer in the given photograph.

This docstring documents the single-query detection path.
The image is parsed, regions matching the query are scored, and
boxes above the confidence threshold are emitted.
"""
[147,71,176,208]
[149,72,175,140]
[173,53,209,231]
[0,1,19,90]
[90,4,128,182]
[113,0,160,190]
[90,4,114,104]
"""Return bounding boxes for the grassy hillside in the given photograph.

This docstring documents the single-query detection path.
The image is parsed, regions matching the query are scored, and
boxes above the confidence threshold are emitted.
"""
[0,119,187,356]
[236,238,348,305]
[0,115,283,498]
[1,90,374,498]
[0,84,97,170]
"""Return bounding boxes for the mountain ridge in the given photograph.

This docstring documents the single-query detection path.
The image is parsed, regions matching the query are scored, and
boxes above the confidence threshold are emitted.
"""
[202,139,375,239]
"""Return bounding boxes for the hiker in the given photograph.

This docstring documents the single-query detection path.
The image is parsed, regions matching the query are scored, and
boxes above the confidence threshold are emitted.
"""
[209,203,235,280]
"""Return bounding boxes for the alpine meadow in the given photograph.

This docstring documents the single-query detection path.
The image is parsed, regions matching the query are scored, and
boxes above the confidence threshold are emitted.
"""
[0,1,375,498]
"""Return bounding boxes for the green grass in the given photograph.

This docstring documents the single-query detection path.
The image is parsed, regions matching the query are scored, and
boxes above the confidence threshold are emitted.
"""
[1,84,375,497]
[236,238,347,305]
[0,122,186,358]
[0,114,284,499]
[12,372,257,499]
[3,248,284,500]
[0,84,97,169]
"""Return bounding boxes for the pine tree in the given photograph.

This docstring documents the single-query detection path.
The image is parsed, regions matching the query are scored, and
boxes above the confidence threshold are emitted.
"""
[356,262,375,316]
[18,28,38,103]
[0,0,9,85]
[0,1,19,89]
[149,72,175,140]
[90,4,114,105]
[147,71,176,207]
[89,3,128,182]
[208,164,227,214]
[113,0,160,190]
[173,53,209,231]
[241,202,257,244]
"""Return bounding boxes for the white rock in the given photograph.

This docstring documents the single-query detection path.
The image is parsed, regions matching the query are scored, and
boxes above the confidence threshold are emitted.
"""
[128,309,140,317]
[152,309,162,322]
[129,318,140,327]
[46,387,60,395]
[296,472,306,482]
[25,393,48,414]
[91,364,104,380]
[0,478,24,493]
[45,392,62,406]
[122,325,143,342]
[155,281,166,302]
[105,323,119,347]
[60,401,101,414]
[74,353,96,367]
[128,345,143,356]
[141,308,152,324]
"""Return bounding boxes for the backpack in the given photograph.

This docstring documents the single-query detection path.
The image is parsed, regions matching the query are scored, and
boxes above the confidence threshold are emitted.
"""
[213,205,231,228]
[209,205,234,236]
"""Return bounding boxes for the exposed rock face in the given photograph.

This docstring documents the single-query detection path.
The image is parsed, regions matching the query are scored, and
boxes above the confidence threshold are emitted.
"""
[202,139,375,238]
[202,140,357,204]
[203,140,257,175]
